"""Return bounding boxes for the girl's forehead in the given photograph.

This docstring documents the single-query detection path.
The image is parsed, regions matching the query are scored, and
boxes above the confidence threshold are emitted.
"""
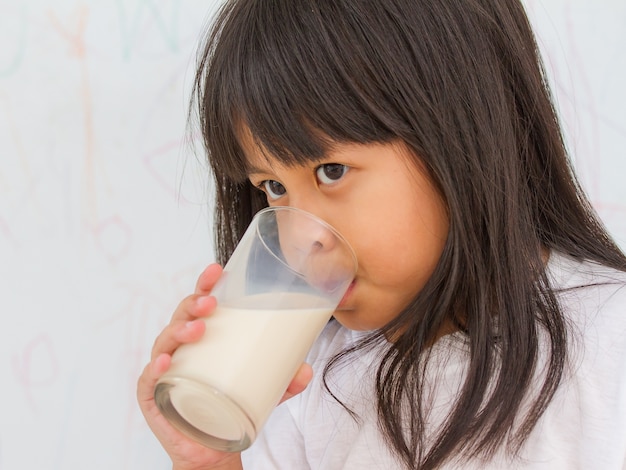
[237,126,272,169]
[243,144,323,178]
[236,122,328,173]
[243,150,283,176]
[237,126,292,175]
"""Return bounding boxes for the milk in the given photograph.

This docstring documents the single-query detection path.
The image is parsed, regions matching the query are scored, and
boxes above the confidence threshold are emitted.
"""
[161,292,334,443]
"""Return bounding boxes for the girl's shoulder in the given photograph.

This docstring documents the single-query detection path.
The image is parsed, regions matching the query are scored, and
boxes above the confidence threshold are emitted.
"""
[305,319,378,368]
[547,250,626,290]
[547,251,626,329]
[520,252,626,468]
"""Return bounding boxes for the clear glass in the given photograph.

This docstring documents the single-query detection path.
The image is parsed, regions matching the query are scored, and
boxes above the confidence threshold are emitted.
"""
[154,206,357,452]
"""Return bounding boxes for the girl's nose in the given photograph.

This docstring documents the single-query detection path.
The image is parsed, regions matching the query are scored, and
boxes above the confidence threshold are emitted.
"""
[277,208,338,257]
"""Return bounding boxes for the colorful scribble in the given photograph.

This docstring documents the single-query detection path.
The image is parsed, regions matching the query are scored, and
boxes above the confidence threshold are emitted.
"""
[116,0,182,59]
[48,6,99,227]
[0,5,28,78]
[88,214,134,264]
[12,334,59,413]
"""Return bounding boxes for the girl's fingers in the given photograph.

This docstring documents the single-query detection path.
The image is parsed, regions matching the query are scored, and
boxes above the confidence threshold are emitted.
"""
[151,294,217,361]
[151,317,206,361]
[280,363,314,404]
[137,355,190,452]
[137,354,171,421]
[170,292,218,323]
[138,353,172,401]
[149,265,222,368]
[137,354,243,469]
[195,263,224,295]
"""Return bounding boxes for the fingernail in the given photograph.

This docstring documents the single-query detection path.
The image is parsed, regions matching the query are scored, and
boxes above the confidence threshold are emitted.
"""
[196,295,214,309]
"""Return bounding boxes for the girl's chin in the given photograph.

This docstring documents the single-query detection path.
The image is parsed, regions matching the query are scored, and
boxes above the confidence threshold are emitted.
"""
[331,306,381,332]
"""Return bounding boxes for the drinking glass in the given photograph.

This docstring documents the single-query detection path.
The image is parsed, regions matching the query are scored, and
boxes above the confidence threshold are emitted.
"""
[154,206,357,452]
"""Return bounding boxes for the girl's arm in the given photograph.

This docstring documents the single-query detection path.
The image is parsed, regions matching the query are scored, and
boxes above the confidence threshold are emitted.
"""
[137,264,312,470]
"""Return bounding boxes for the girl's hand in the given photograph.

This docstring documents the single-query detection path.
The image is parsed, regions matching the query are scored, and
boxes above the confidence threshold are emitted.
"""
[136,264,313,470]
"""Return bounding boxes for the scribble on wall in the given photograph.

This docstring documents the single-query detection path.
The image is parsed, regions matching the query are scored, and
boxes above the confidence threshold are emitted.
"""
[0,2,624,470]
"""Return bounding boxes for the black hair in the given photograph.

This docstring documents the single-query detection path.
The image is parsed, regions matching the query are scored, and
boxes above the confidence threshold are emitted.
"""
[189,0,626,468]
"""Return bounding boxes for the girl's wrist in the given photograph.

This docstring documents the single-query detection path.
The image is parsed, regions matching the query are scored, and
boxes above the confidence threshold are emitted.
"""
[172,455,243,470]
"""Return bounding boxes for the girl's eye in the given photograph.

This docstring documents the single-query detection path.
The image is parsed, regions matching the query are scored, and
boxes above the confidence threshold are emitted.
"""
[316,164,349,185]
[262,180,287,200]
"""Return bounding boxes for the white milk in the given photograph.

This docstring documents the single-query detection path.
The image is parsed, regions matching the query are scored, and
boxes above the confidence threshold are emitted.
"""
[162,292,333,441]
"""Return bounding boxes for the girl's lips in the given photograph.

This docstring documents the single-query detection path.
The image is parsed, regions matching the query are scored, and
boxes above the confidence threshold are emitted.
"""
[337,280,356,308]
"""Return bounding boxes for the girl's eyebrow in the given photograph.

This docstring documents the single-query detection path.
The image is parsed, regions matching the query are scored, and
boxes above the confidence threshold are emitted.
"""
[246,157,325,178]
[245,161,275,179]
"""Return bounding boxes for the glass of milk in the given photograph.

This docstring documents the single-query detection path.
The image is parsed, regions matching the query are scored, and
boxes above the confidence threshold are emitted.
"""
[154,206,357,452]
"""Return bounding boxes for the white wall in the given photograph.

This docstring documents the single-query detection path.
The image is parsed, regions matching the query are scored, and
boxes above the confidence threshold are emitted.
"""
[1,1,624,469]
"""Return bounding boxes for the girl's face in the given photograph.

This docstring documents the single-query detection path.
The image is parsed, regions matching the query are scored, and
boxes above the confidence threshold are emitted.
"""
[244,138,449,331]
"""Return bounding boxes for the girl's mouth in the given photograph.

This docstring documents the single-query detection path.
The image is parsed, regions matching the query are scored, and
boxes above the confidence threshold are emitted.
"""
[337,280,356,308]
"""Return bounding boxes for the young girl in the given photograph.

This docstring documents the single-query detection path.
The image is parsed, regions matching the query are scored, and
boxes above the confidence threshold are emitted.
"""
[137,0,626,468]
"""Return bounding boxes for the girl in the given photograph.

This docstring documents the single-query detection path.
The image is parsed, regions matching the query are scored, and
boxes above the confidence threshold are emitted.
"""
[137,0,626,468]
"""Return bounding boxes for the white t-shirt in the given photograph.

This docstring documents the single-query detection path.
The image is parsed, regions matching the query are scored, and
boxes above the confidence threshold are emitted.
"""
[241,252,626,469]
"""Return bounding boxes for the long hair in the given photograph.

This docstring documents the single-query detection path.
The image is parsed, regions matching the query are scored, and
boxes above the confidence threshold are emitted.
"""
[189,0,626,468]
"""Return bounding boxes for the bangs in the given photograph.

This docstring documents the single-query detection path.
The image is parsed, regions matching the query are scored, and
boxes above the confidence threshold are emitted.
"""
[194,0,405,181]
